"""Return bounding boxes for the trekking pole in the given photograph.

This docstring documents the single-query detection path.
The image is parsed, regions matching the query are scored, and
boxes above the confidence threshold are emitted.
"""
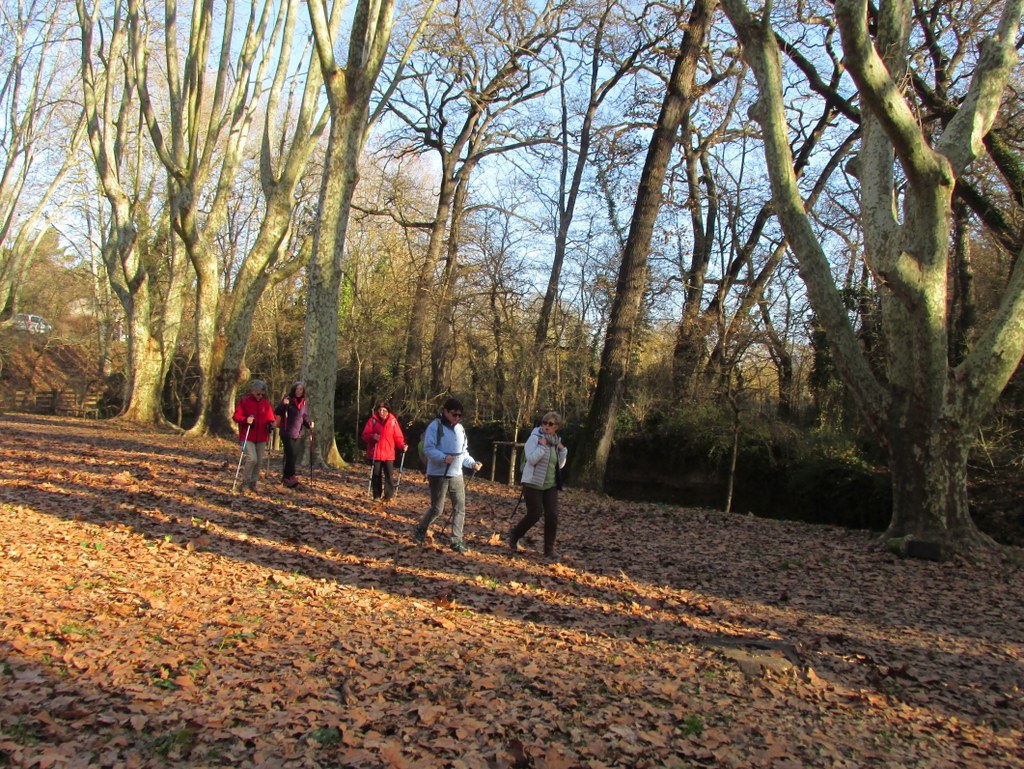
[232,423,252,494]
[279,404,289,483]
[367,440,377,499]
[507,486,524,521]
[308,427,315,487]
[264,425,273,479]
[394,449,406,497]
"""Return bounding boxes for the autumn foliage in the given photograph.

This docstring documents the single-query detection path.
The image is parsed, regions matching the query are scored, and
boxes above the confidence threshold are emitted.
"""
[1,414,1022,768]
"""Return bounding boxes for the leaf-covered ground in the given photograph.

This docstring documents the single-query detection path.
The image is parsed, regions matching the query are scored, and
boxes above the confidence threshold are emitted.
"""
[1,414,1022,769]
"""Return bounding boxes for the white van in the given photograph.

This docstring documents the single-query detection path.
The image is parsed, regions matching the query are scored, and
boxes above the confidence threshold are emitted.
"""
[12,313,52,334]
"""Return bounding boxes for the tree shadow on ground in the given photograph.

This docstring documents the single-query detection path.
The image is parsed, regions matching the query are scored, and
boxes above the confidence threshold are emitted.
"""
[2,413,1023,743]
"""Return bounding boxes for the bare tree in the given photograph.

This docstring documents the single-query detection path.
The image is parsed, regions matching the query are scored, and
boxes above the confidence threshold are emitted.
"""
[200,1,331,436]
[720,0,1024,552]
[382,0,563,404]
[77,0,189,423]
[127,0,295,434]
[0,2,81,316]
[301,0,426,466]
[523,0,666,420]
[573,0,718,491]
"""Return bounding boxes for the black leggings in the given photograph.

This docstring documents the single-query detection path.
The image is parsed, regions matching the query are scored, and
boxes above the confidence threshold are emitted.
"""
[371,459,396,499]
[510,486,559,555]
[282,435,306,479]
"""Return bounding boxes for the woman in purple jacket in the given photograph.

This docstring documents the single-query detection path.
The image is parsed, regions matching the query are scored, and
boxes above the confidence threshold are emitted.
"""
[275,381,314,488]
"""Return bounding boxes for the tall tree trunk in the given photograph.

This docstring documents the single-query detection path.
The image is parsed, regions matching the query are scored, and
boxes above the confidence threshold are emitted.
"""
[429,173,473,394]
[720,0,1024,554]
[78,0,186,424]
[403,173,456,402]
[572,0,716,490]
[671,136,716,399]
[884,404,994,548]
[304,108,365,467]
[303,0,396,467]
[129,0,288,436]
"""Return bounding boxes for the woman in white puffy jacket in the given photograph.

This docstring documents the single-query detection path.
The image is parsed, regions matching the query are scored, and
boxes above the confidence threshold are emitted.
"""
[509,411,568,558]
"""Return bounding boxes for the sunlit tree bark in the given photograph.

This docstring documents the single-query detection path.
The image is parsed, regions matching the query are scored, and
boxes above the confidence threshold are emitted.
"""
[77,0,187,424]
[572,0,717,490]
[201,2,330,437]
[720,0,1024,553]
[301,0,400,466]
[128,0,286,435]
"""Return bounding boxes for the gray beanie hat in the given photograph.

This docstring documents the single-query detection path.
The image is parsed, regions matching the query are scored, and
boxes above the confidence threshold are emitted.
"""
[249,379,267,392]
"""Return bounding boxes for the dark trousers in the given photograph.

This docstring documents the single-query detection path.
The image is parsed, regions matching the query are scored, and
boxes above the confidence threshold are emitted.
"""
[371,459,396,499]
[510,486,559,555]
[282,435,306,479]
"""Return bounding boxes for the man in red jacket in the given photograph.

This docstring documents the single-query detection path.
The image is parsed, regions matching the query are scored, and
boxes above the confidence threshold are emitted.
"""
[232,379,277,493]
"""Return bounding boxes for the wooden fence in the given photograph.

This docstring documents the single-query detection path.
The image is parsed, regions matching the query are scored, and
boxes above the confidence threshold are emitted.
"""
[6,388,103,418]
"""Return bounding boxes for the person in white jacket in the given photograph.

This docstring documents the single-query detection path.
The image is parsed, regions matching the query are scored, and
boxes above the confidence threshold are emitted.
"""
[509,411,568,558]
[412,397,483,553]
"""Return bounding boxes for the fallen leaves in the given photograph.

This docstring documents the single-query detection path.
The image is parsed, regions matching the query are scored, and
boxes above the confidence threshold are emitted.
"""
[0,414,1022,768]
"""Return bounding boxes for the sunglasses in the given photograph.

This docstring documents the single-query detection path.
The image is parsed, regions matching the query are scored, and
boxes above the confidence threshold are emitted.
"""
[448,411,463,418]
[542,421,558,426]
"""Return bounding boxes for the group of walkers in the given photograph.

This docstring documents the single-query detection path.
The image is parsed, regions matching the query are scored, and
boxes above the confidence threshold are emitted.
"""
[231,379,314,493]
[231,383,568,558]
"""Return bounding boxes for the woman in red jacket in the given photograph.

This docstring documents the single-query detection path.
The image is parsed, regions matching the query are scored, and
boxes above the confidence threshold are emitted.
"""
[232,379,277,493]
[360,400,407,501]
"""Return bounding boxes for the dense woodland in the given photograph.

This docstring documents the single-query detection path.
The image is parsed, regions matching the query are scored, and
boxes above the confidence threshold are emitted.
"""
[1,0,1023,553]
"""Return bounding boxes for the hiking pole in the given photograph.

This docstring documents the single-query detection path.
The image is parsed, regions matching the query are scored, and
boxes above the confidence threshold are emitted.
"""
[508,486,524,521]
[394,449,406,498]
[308,427,315,487]
[264,425,273,479]
[232,423,252,494]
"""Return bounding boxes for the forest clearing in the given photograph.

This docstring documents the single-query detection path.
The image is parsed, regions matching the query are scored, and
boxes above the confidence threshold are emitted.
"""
[1,414,1021,768]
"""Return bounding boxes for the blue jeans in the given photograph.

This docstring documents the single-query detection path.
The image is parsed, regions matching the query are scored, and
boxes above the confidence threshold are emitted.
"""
[418,474,466,542]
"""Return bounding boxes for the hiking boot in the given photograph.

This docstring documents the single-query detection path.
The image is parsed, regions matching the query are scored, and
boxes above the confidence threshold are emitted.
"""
[412,527,426,545]
[450,539,468,554]
[507,526,519,552]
